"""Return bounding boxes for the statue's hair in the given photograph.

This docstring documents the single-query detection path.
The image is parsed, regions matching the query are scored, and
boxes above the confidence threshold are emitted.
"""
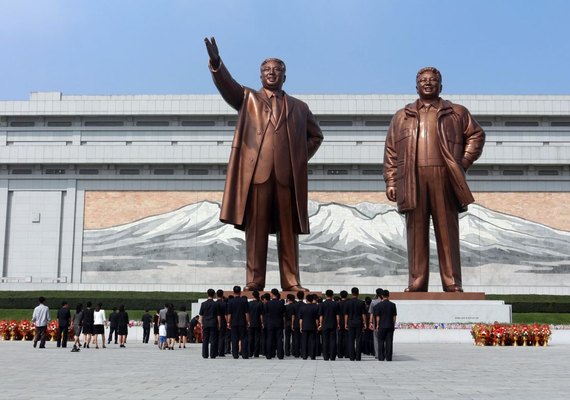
[416,66,442,83]
[260,58,286,73]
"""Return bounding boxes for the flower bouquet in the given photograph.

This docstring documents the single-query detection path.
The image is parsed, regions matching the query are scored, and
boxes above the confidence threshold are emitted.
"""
[8,320,19,340]
[0,320,8,340]
[18,320,33,341]
[47,320,58,341]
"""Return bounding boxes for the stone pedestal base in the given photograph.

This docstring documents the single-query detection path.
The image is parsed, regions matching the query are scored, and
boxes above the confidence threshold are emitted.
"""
[394,300,512,323]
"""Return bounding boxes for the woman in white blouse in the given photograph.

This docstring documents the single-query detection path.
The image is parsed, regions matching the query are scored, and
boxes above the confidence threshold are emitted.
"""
[93,303,107,349]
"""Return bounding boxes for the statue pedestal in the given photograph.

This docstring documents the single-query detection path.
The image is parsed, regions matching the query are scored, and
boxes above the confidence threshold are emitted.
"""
[393,298,511,323]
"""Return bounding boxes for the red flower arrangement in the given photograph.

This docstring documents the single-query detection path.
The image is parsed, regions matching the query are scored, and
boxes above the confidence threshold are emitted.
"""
[471,322,551,346]
[46,320,58,341]
[18,320,33,341]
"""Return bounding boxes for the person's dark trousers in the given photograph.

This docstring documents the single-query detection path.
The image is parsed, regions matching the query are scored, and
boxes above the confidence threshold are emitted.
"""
[231,326,248,359]
[217,325,227,356]
[142,327,150,343]
[301,330,316,360]
[202,326,219,358]
[266,328,284,359]
[322,328,337,361]
[284,326,293,356]
[225,331,231,353]
[260,327,267,356]
[316,330,322,356]
[378,328,395,361]
[108,327,118,344]
[364,329,373,355]
[56,325,68,348]
[248,327,262,357]
[292,328,301,357]
[337,328,347,358]
[348,327,363,361]
[33,326,47,348]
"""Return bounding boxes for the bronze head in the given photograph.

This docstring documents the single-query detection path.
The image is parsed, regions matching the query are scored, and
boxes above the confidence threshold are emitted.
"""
[416,66,442,100]
[260,58,286,91]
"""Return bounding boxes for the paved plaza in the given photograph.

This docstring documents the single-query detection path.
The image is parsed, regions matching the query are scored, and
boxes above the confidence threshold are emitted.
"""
[1,340,569,399]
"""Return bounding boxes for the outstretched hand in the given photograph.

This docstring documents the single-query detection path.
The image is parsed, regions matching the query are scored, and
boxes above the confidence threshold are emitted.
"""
[204,36,220,69]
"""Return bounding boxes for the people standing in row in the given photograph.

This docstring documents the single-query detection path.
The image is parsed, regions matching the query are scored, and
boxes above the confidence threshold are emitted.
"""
[199,289,221,358]
[374,290,397,362]
[142,309,152,344]
[31,296,50,349]
[107,307,119,345]
[56,301,71,348]
[116,304,129,348]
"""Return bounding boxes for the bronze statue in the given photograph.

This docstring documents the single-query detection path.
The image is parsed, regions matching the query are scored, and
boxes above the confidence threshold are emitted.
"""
[383,67,485,292]
[205,37,323,292]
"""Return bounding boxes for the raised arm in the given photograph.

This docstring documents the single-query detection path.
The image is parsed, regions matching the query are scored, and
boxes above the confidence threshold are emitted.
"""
[204,36,245,111]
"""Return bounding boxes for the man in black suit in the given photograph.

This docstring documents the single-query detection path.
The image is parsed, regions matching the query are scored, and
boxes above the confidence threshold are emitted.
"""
[284,294,296,356]
[107,307,118,344]
[374,290,398,361]
[56,301,71,348]
[299,294,319,360]
[227,285,249,359]
[344,287,366,361]
[336,290,349,359]
[216,289,228,356]
[264,289,286,359]
[199,288,221,359]
[291,290,304,358]
[318,290,339,361]
[247,290,264,358]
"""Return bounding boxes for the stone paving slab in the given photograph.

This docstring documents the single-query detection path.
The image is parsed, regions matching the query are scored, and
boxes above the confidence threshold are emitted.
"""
[0,341,568,399]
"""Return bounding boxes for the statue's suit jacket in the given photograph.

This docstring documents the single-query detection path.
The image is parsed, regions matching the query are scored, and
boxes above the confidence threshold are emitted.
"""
[383,99,485,213]
[210,61,323,234]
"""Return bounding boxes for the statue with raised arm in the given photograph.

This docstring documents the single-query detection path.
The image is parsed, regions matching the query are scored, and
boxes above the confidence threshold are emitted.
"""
[383,67,485,292]
[205,37,323,292]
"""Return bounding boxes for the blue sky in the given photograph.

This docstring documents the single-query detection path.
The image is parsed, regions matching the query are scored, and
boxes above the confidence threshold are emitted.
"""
[0,0,569,99]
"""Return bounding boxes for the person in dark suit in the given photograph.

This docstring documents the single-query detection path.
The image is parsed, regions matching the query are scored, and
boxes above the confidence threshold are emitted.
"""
[107,307,118,344]
[344,287,366,361]
[284,294,296,356]
[247,290,264,358]
[216,289,228,356]
[81,301,94,348]
[374,290,398,361]
[318,290,339,361]
[291,290,304,358]
[264,289,286,359]
[141,309,152,344]
[199,289,221,359]
[336,290,348,359]
[205,37,323,292]
[226,285,249,359]
[56,301,71,348]
[299,294,319,360]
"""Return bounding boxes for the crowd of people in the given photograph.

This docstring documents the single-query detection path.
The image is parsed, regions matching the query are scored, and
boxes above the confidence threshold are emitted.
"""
[198,286,397,362]
[31,286,397,361]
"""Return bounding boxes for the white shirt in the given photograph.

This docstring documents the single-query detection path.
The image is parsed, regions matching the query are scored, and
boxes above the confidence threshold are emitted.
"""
[94,309,106,325]
[32,303,50,327]
[159,325,167,337]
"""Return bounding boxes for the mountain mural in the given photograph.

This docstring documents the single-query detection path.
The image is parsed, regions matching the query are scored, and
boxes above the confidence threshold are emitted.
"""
[82,201,570,280]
